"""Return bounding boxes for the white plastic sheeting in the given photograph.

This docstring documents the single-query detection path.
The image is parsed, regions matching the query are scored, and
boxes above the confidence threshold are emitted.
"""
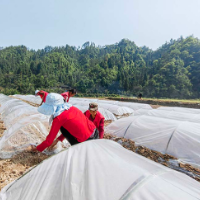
[73,105,88,113]
[70,97,98,103]
[0,94,12,105]
[79,99,152,110]
[97,99,119,104]
[158,106,200,114]
[12,95,118,120]
[0,98,39,129]
[117,101,152,110]
[0,94,66,158]
[105,115,200,168]
[71,100,134,116]
[134,108,200,123]
[13,94,42,104]
[98,108,117,121]
[1,140,200,200]
[3,105,38,128]
[71,97,152,113]
[13,95,152,116]
[0,117,49,158]
[98,103,134,116]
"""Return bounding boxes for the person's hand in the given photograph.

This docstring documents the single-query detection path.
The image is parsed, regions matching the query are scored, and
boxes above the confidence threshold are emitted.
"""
[31,145,38,152]
[47,139,59,151]
[26,144,38,152]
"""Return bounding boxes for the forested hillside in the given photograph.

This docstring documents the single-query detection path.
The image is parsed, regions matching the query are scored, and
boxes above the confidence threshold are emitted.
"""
[0,36,200,98]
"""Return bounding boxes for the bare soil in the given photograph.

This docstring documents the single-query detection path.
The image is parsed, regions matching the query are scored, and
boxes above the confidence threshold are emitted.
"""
[0,121,6,138]
[104,133,200,182]
[10,96,39,107]
[0,152,50,190]
[104,120,113,126]
[0,118,50,191]
[115,113,132,119]
[150,104,161,109]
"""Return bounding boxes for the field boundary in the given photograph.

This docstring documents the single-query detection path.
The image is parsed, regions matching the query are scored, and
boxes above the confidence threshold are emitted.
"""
[108,98,200,109]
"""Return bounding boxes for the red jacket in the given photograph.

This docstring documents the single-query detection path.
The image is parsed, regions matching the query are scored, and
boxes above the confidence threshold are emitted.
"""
[37,91,49,103]
[36,106,96,152]
[85,110,105,139]
[61,91,70,102]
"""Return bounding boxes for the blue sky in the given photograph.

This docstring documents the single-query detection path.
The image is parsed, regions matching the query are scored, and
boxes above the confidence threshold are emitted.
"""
[0,0,200,50]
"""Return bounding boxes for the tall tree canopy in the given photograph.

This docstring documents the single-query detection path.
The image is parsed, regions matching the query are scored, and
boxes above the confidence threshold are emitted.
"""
[0,36,200,98]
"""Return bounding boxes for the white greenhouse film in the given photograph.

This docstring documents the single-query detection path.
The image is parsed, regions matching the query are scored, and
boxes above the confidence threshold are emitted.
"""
[0,94,67,158]
[105,115,200,168]
[158,106,200,114]
[134,108,200,123]
[73,105,117,121]
[0,140,200,200]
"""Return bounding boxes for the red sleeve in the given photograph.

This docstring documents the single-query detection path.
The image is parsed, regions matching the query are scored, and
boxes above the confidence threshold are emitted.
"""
[98,118,104,139]
[61,92,69,101]
[38,93,43,99]
[84,111,86,116]
[43,91,48,103]
[38,91,48,103]
[57,134,65,142]
[36,118,61,152]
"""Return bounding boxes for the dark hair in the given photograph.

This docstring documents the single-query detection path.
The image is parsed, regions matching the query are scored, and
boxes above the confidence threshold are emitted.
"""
[68,88,77,94]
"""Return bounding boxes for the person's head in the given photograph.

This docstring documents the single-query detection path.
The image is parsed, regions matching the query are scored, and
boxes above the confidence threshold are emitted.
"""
[38,93,71,117]
[89,102,98,118]
[35,90,40,96]
[68,89,77,97]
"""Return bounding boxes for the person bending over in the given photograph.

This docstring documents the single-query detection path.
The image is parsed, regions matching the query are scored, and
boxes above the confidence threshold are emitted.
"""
[35,90,49,105]
[61,88,77,103]
[31,93,99,152]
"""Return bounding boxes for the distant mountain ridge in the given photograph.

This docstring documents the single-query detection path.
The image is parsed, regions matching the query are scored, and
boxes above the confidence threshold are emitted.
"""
[0,36,200,98]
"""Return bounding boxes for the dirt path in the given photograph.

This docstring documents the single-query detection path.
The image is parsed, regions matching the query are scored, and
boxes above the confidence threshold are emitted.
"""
[10,96,39,107]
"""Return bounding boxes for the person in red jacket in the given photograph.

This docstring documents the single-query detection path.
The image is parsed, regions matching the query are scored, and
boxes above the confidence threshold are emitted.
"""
[61,88,77,102]
[84,102,105,139]
[35,90,49,105]
[31,93,99,152]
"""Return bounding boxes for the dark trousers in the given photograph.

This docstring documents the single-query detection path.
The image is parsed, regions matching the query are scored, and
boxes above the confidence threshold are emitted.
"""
[60,127,99,146]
